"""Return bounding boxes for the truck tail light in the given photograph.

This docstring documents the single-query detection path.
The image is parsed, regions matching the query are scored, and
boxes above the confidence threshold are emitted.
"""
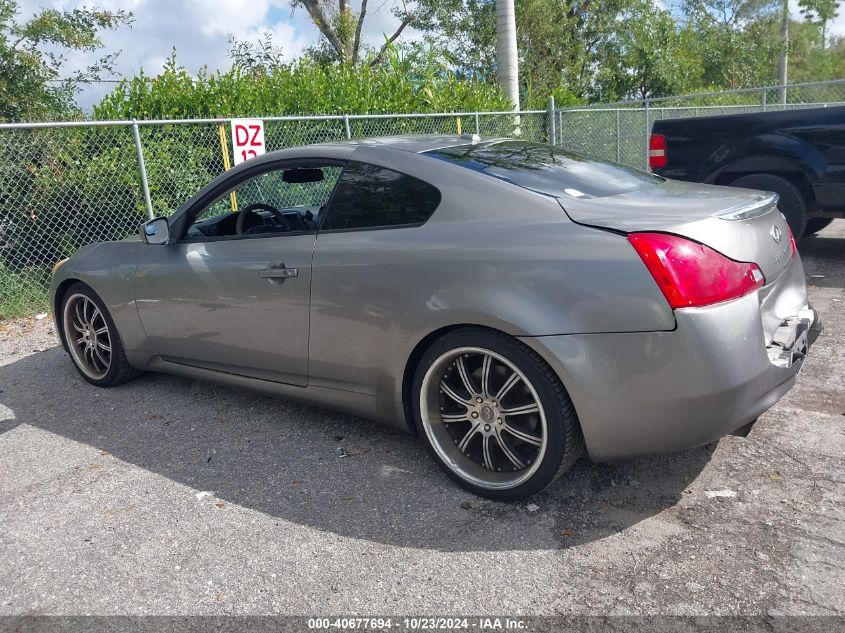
[628,232,765,309]
[649,134,667,169]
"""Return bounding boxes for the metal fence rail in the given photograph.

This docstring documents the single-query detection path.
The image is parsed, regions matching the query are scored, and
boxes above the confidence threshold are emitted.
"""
[1,78,844,318]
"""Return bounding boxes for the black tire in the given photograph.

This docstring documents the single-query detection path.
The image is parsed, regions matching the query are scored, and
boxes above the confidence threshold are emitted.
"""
[60,282,140,387]
[803,218,834,236]
[411,327,585,501]
[729,174,808,239]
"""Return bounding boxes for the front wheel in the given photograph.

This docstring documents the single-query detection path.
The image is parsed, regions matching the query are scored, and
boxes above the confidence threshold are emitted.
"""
[412,328,584,500]
[60,282,140,387]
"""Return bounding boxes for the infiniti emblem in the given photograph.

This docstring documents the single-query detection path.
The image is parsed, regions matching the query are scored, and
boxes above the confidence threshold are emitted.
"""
[770,225,782,244]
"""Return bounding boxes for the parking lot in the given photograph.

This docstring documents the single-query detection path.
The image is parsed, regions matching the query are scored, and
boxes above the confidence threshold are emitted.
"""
[0,223,842,618]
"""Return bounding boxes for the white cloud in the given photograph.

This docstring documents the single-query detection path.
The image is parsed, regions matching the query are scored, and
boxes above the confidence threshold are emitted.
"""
[243,20,313,62]
[8,0,427,111]
[190,0,275,38]
[13,0,424,82]
[14,0,310,79]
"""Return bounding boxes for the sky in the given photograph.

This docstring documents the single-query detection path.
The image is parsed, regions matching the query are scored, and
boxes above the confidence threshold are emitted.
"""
[16,0,424,109]
[14,0,845,110]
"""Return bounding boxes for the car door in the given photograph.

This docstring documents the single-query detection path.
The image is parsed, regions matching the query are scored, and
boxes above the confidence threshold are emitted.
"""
[135,160,343,386]
[308,159,443,395]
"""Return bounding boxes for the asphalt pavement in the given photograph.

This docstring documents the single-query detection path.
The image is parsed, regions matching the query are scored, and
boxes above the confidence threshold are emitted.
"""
[0,223,843,618]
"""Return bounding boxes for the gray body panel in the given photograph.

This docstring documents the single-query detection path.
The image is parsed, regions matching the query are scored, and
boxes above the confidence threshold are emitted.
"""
[134,235,315,385]
[51,135,813,459]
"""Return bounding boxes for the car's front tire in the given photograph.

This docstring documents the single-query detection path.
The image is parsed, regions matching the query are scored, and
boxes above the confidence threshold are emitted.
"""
[412,328,584,500]
[60,282,140,387]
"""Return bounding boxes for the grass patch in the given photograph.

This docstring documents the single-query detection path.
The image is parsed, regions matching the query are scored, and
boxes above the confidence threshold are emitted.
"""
[0,262,50,320]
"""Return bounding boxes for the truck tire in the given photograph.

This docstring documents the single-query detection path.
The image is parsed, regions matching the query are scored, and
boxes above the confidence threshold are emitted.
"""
[804,218,834,236]
[729,174,808,239]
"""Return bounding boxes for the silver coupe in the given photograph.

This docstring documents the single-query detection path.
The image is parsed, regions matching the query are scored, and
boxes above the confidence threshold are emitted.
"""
[51,135,820,500]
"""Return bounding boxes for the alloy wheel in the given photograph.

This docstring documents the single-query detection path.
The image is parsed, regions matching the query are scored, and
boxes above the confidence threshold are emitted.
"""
[63,293,112,380]
[420,346,548,490]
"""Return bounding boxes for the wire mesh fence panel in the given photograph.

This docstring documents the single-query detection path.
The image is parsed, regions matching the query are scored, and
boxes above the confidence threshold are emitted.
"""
[2,80,844,318]
[476,112,548,142]
[0,125,143,318]
[349,114,461,138]
[264,118,348,149]
[556,110,621,164]
[138,122,228,217]
[558,80,845,170]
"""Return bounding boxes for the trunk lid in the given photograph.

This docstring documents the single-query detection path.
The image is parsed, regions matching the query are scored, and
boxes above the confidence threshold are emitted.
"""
[558,179,794,283]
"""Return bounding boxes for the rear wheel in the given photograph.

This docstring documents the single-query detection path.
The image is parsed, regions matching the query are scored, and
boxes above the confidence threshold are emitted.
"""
[804,218,834,236]
[60,282,140,387]
[412,328,584,500]
[729,173,808,239]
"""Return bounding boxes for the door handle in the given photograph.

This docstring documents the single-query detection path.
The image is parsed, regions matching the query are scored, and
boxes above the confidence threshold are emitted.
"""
[258,267,298,279]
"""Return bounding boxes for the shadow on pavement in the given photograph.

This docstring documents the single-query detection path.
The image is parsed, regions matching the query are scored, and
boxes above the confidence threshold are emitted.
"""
[1,345,713,552]
[799,230,845,290]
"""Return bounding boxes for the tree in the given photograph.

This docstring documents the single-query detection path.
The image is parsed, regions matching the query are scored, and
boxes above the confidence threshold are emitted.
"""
[228,32,285,74]
[0,0,133,121]
[293,0,416,65]
[413,0,497,81]
[680,0,785,88]
[798,0,841,46]
[415,0,712,105]
[595,1,702,99]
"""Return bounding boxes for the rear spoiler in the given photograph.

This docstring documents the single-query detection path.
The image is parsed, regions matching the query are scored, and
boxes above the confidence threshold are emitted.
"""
[716,193,779,221]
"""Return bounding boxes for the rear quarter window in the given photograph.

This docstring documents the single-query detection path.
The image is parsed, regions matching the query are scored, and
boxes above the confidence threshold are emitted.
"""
[425,141,662,199]
[322,161,441,231]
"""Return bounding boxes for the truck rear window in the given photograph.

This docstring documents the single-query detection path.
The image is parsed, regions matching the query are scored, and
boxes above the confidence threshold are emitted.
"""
[425,140,663,199]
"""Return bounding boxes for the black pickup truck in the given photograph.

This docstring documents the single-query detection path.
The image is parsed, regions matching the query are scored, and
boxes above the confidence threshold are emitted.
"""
[649,106,845,238]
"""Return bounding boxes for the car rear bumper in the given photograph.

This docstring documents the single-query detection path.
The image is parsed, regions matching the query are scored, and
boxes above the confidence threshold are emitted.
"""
[518,270,817,462]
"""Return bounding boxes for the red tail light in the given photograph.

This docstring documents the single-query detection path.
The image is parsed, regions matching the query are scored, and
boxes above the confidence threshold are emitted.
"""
[649,133,667,169]
[788,225,797,256]
[628,232,765,309]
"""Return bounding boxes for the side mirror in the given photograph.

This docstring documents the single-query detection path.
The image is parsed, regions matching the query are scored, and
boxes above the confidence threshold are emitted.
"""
[142,217,170,245]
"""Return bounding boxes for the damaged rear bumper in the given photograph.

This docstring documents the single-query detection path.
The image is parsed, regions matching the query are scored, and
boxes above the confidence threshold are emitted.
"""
[767,308,821,369]
[519,294,819,462]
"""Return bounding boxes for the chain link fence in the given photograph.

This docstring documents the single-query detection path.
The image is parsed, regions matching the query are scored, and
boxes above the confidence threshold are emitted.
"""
[555,79,845,170]
[0,110,548,318]
[2,79,844,319]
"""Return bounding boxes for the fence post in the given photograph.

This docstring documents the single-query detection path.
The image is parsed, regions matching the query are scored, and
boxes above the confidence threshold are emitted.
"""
[343,114,352,140]
[761,89,767,111]
[615,109,621,163]
[547,96,556,145]
[643,98,650,170]
[132,121,154,220]
[474,112,480,135]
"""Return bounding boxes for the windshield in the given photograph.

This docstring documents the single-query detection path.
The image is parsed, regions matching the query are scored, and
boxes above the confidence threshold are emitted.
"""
[425,141,663,199]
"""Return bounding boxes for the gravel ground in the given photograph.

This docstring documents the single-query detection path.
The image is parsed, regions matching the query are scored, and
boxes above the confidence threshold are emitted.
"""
[0,223,843,619]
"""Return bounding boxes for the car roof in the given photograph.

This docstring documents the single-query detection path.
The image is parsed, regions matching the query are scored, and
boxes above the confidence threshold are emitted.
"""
[211,135,503,176]
[312,134,506,154]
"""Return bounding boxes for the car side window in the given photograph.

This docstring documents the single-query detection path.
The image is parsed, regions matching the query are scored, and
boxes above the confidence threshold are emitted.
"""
[321,161,441,231]
[186,163,343,240]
